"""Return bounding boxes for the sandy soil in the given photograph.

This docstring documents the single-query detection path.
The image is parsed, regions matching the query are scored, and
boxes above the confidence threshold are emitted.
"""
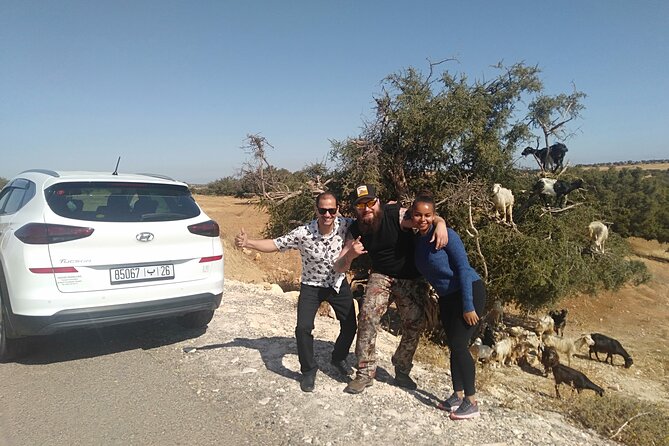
[578,162,669,171]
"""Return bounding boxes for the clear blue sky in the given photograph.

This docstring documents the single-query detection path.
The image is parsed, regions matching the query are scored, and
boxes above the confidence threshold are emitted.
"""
[1,1,667,184]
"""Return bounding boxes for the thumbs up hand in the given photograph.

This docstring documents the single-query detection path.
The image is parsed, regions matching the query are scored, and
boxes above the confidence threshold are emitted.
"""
[351,236,367,256]
[235,228,247,249]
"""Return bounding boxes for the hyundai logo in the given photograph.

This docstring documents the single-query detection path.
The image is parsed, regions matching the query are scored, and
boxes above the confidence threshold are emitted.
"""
[136,232,154,242]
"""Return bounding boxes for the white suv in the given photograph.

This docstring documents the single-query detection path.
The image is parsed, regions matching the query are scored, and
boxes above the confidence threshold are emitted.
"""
[0,169,224,361]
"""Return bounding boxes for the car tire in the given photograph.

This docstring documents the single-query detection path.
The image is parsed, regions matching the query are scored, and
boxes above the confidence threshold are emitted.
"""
[177,309,215,329]
[0,303,23,363]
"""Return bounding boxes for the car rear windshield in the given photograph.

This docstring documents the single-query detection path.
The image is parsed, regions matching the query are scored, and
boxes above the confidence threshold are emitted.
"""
[45,181,201,222]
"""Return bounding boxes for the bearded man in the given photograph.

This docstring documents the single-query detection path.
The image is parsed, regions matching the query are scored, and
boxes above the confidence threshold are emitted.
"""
[334,184,447,394]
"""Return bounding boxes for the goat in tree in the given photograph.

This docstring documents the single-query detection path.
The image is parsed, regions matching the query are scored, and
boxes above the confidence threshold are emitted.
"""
[522,143,568,173]
[532,178,584,208]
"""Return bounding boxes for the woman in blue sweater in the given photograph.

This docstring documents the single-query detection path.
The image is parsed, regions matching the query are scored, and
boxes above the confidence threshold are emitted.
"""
[411,193,487,420]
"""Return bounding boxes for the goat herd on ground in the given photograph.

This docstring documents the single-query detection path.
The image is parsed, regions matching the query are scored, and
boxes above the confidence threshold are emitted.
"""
[492,142,609,254]
[470,305,633,399]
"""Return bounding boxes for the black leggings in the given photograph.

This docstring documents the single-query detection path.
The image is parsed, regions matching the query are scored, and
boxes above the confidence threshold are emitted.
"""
[439,280,486,397]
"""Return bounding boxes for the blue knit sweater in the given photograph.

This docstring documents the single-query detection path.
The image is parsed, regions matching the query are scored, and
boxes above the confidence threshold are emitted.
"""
[414,226,481,312]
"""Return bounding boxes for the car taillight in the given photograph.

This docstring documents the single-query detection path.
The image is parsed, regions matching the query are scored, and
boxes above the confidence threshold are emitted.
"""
[30,267,79,274]
[188,220,220,237]
[15,223,94,244]
[199,255,223,263]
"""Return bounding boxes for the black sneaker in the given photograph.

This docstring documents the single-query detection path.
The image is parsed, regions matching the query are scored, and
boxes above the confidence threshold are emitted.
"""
[437,393,463,412]
[449,398,480,420]
[330,359,354,376]
[300,373,316,392]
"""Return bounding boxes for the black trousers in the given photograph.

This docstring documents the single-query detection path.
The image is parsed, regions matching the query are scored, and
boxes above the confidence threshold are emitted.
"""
[295,280,357,375]
[440,280,487,397]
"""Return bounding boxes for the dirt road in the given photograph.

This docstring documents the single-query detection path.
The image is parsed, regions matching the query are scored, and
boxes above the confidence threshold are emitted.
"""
[3,275,667,445]
[0,319,281,446]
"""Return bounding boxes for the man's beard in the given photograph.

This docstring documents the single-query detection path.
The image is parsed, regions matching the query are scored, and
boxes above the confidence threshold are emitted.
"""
[358,207,383,234]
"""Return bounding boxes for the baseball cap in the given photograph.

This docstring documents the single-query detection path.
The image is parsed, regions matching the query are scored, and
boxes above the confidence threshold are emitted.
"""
[352,184,377,205]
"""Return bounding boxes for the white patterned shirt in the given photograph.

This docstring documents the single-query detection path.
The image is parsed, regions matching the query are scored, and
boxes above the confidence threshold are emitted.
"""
[273,217,353,292]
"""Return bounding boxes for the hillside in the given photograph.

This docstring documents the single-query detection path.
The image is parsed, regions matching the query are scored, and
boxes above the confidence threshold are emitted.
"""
[196,195,669,444]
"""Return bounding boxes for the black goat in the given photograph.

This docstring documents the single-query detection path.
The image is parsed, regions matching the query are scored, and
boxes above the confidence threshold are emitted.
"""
[551,363,605,399]
[482,324,497,348]
[589,333,633,368]
[531,178,584,208]
[522,143,568,173]
[540,346,560,377]
[548,309,568,337]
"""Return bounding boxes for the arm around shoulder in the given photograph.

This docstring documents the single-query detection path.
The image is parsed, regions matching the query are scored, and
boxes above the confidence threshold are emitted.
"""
[432,216,448,249]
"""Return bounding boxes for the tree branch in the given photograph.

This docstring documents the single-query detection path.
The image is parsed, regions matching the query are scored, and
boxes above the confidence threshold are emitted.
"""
[466,194,488,281]
[610,412,652,439]
[539,202,584,217]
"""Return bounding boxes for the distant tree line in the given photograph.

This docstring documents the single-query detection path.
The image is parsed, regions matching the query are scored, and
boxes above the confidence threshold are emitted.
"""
[576,167,669,242]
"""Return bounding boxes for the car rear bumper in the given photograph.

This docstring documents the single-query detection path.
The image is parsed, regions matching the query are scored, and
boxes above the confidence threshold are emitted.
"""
[6,292,222,336]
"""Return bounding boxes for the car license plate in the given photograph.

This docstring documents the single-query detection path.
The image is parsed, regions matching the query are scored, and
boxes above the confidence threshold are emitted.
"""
[110,264,174,284]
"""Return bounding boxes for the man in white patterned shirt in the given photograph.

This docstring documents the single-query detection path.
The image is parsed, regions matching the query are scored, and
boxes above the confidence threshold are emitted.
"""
[235,192,356,392]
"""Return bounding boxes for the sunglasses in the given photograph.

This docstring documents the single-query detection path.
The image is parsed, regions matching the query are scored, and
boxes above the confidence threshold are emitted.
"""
[355,198,378,210]
[317,207,337,215]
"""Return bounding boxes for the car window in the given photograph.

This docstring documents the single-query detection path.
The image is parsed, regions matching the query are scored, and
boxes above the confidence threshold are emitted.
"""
[0,179,36,215]
[45,181,201,222]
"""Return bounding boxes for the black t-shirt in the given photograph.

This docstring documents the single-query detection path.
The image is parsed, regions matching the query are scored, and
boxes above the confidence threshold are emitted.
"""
[349,203,420,279]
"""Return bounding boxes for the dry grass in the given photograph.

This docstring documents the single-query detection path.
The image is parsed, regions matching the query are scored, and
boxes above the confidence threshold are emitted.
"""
[414,336,449,369]
[264,270,301,292]
[563,393,669,446]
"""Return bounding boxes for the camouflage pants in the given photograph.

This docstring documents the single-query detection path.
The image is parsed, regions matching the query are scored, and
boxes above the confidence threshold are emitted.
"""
[355,273,430,378]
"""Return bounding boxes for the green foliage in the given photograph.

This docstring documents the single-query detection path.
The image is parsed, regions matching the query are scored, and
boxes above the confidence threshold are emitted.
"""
[330,62,543,198]
[0,177,8,189]
[458,205,648,311]
[260,61,654,312]
[263,191,315,239]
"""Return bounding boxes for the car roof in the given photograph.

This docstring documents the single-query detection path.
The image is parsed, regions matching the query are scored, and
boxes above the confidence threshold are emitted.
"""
[16,170,187,187]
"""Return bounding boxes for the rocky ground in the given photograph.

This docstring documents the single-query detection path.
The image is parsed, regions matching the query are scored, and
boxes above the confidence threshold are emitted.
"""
[174,279,628,446]
[190,195,668,445]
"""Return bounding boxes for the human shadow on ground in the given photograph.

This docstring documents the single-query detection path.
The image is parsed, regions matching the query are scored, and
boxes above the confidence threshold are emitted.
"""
[186,336,361,385]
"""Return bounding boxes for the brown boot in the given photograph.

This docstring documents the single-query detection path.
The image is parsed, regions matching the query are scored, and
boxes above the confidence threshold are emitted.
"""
[344,375,373,394]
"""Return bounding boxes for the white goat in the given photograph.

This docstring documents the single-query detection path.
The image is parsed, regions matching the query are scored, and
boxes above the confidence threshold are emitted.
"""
[588,221,609,253]
[492,183,515,225]
[492,337,518,367]
[469,338,494,364]
[542,334,594,366]
[534,315,555,337]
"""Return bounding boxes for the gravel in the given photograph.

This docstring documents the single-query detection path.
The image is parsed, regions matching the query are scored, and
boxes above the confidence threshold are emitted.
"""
[174,280,617,446]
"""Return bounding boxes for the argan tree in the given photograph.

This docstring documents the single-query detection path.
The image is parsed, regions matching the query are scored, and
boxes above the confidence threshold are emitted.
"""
[326,61,646,311]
